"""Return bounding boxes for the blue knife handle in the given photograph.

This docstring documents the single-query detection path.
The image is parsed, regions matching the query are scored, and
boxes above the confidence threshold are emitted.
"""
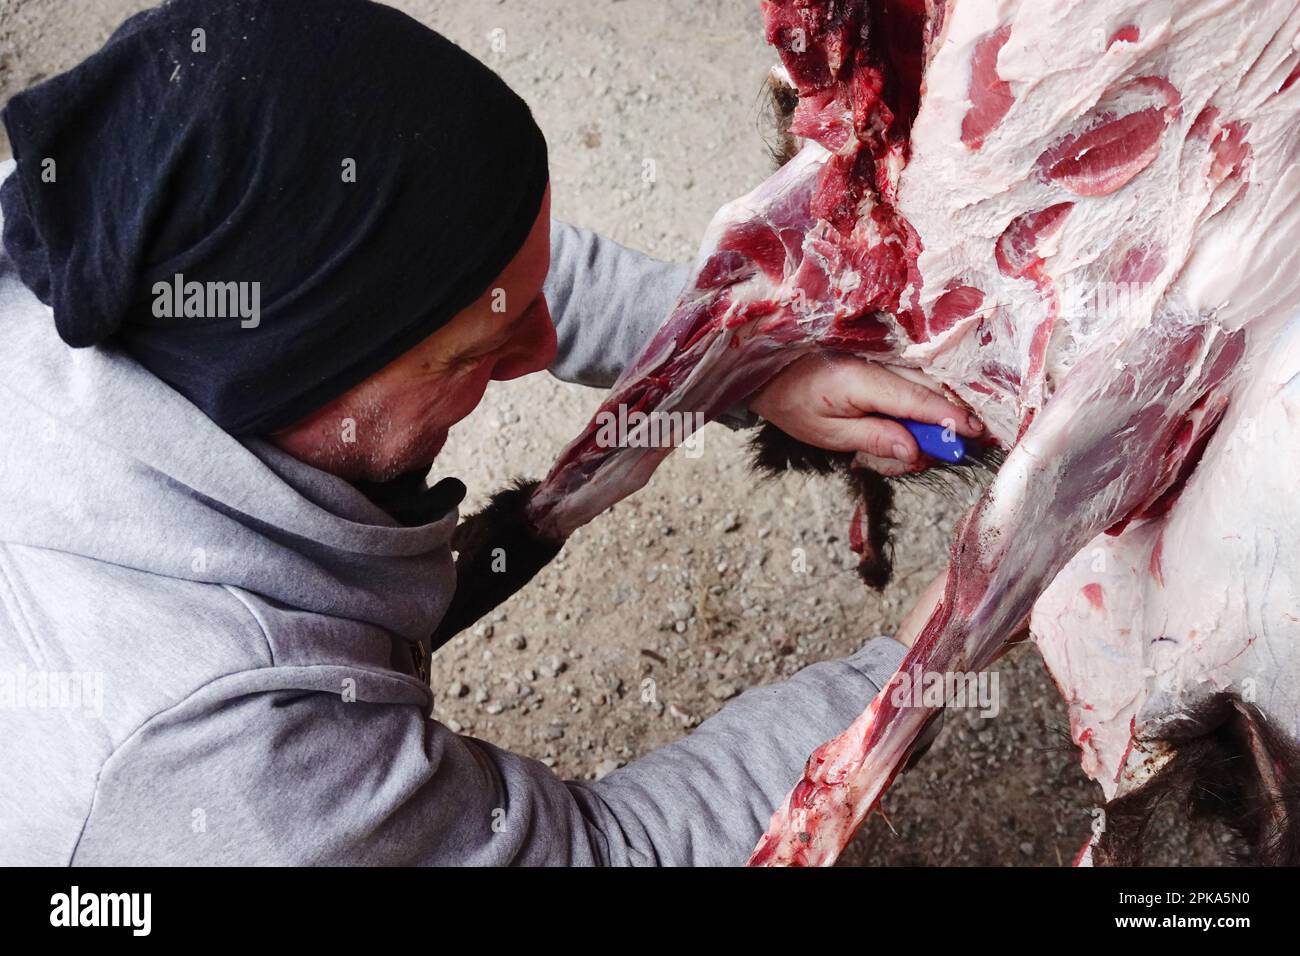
[894,418,966,464]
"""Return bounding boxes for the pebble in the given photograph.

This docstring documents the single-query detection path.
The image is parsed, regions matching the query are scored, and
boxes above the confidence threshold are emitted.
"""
[539,655,568,678]
[711,683,740,701]
[668,703,699,728]
[448,681,469,699]
[717,513,740,533]
[594,758,624,780]
[668,600,694,622]
[507,634,528,651]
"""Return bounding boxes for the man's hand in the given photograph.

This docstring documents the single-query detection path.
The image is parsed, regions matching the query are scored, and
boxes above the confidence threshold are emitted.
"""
[750,354,984,476]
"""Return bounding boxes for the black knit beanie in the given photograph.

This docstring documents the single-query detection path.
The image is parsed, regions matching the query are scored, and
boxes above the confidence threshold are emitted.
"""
[0,0,549,434]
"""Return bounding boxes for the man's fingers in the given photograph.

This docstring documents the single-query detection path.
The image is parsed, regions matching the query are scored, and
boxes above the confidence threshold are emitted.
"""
[832,416,919,463]
[852,451,914,477]
[848,364,983,437]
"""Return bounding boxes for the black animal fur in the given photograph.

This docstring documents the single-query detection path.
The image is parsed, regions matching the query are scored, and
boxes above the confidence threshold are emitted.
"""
[1095,701,1300,866]
[750,421,1000,590]
[430,480,564,650]
[764,71,803,168]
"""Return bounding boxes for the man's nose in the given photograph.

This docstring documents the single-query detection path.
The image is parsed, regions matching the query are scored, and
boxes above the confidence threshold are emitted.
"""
[490,297,557,382]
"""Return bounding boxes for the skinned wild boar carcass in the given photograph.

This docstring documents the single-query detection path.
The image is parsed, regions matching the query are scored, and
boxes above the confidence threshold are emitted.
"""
[454,0,1300,865]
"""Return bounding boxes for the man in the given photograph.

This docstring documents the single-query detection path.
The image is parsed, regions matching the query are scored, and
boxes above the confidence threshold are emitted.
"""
[0,0,976,865]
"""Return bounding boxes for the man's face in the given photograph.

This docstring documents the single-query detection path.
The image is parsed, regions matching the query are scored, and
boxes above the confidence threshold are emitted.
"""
[271,186,557,481]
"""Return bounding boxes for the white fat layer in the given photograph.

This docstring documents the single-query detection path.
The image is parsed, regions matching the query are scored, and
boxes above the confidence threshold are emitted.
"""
[890,0,1300,788]
[1034,313,1300,794]
[901,0,1300,435]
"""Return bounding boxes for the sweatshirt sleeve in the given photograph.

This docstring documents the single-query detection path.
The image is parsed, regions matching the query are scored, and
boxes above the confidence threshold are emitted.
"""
[70,638,906,866]
[545,220,758,430]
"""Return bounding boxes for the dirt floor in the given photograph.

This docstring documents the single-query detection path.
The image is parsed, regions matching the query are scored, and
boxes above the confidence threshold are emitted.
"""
[1,0,1240,865]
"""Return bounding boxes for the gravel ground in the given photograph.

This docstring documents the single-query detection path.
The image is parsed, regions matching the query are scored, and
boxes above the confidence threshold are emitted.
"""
[2,0,1237,865]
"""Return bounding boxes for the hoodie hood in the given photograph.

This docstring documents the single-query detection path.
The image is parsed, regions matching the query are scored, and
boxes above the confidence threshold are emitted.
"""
[0,163,456,646]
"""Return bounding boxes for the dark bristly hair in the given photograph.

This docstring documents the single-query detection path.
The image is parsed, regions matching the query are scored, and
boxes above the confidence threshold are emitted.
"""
[1095,700,1300,866]
[763,71,803,169]
[749,422,1000,591]
[430,480,563,650]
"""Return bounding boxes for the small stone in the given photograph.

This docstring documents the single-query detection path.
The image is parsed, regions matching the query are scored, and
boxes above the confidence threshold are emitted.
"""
[594,758,624,780]
[1019,841,1035,857]
[507,634,527,651]
[668,703,696,727]
[448,681,469,699]
[712,684,740,701]
[544,724,565,740]
[717,513,740,533]
[473,687,489,704]
[485,702,504,715]
[668,600,694,623]
[539,655,568,678]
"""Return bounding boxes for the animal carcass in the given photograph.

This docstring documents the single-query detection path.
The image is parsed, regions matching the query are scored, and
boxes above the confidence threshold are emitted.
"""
[524,0,1300,865]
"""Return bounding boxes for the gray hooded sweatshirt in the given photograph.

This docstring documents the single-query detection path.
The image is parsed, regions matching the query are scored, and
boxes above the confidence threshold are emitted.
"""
[0,160,905,866]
